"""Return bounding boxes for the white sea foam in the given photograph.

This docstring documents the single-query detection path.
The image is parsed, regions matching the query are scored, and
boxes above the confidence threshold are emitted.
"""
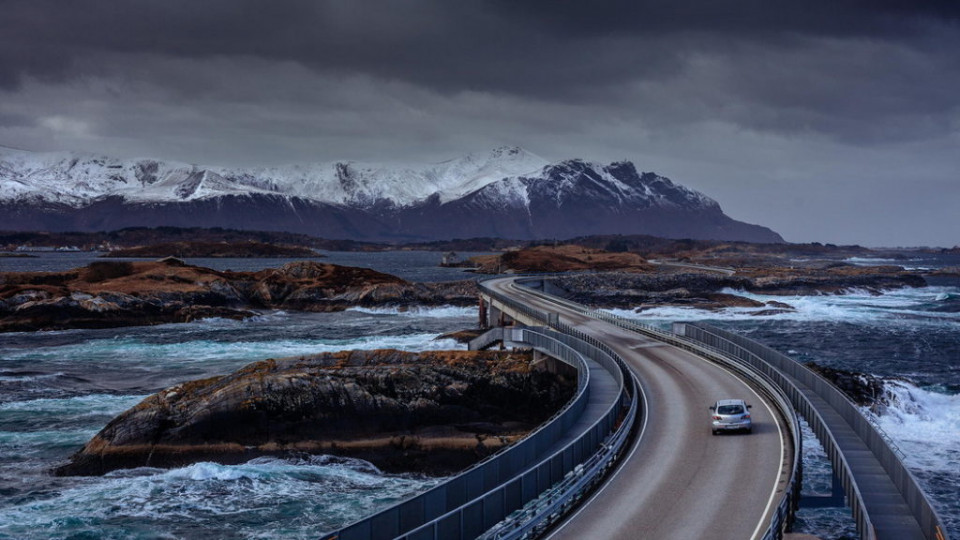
[0,371,64,382]
[0,428,98,448]
[0,393,144,415]
[1,333,466,366]
[844,256,917,265]
[869,381,960,475]
[0,455,439,538]
[603,286,960,325]
[347,305,477,318]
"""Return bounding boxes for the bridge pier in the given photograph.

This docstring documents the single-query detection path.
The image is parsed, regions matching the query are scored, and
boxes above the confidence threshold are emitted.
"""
[531,349,579,379]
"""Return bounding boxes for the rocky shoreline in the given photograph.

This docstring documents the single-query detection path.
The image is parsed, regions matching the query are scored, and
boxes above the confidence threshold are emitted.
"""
[552,265,926,313]
[0,258,477,332]
[55,348,574,477]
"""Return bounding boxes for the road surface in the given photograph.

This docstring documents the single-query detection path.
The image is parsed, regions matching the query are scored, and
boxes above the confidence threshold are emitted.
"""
[486,278,791,539]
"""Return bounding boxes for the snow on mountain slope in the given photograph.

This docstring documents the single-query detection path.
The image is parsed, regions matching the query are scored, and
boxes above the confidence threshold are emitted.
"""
[456,159,718,212]
[0,145,549,208]
[0,145,785,243]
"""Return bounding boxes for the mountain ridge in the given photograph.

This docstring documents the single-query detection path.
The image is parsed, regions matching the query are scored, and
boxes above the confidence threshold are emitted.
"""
[0,146,783,243]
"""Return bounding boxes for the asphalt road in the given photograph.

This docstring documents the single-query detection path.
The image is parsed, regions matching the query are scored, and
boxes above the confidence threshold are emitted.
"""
[486,278,790,540]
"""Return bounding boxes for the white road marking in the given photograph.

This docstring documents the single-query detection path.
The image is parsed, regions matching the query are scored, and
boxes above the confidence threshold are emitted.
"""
[692,357,786,540]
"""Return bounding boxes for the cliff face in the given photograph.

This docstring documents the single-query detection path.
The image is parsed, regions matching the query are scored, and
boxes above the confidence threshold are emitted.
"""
[54,349,575,476]
[0,258,477,332]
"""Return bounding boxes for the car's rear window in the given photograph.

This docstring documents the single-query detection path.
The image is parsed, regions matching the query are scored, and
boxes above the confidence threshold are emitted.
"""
[717,405,744,415]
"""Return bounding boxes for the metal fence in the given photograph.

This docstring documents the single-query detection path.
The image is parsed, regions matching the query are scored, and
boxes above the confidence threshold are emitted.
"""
[677,322,950,540]
[320,289,640,540]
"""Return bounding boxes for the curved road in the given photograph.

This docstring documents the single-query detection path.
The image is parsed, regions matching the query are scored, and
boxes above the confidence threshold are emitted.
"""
[486,278,791,539]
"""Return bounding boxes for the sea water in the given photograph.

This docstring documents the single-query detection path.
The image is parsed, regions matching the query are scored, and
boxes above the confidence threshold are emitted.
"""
[2,252,958,539]
[0,308,471,539]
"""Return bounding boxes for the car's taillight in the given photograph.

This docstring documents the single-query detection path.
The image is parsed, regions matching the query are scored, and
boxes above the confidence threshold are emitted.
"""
[712,416,721,420]
[743,414,750,419]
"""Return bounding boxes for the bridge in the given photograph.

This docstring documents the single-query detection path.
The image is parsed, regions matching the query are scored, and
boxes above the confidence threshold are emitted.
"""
[322,276,949,540]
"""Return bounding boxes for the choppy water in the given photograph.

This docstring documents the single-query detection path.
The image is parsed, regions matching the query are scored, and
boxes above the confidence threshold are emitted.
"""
[2,252,958,539]
[0,307,473,539]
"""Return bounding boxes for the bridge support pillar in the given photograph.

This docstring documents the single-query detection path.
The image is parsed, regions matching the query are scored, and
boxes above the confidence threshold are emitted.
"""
[479,296,488,328]
[531,349,579,379]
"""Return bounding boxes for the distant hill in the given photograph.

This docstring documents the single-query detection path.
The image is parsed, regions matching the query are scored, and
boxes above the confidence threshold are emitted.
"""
[0,146,783,243]
[103,241,322,258]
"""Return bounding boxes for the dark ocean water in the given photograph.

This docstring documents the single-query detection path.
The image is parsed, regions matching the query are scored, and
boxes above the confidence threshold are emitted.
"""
[1,252,957,539]
[0,307,474,539]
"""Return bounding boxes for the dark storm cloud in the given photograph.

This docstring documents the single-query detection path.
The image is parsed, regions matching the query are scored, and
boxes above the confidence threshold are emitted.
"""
[2,0,958,144]
[1,1,958,245]
[3,1,958,93]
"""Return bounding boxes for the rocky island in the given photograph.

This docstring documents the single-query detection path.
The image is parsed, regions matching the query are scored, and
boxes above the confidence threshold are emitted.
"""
[469,244,653,274]
[55,348,574,476]
[0,258,476,332]
[467,243,927,313]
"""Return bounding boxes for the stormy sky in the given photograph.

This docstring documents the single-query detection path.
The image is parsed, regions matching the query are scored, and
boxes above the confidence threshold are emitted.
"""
[1,1,958,247]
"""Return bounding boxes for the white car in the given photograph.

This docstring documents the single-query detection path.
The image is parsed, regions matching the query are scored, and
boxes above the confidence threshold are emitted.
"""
[710,399,752,435]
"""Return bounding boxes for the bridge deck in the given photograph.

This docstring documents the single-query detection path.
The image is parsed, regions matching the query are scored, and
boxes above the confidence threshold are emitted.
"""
[485,278,791,539]
[788,373,926,539]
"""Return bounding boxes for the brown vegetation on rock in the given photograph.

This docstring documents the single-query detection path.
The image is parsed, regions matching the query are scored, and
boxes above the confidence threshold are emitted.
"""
[0,259,477,332]
[55,348,574,477]
[470,244,654,274]
[555,263,926,312]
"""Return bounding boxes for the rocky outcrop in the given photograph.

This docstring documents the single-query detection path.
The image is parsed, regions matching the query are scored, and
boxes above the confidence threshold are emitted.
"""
[805,363,885,407]
[54,348,574,476]
[0,259,477,332]
[554,265,926,312]
[470,245,654,274]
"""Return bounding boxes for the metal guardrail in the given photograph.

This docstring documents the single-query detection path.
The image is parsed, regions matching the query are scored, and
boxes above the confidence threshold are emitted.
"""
[321,290,640,540]
[679,323,950,540]
[447,327,638,540]
[472,282,643,540]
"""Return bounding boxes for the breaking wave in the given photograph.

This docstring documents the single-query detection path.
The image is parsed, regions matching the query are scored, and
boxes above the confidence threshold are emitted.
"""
[347,305,477,318]
[0,456,441,539]
[602,286,960,326]
[868,381,960,534]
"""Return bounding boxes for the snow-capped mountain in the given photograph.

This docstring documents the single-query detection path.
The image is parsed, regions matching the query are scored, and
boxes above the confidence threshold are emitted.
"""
[0,145,549,208]
[0,146,783,243]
